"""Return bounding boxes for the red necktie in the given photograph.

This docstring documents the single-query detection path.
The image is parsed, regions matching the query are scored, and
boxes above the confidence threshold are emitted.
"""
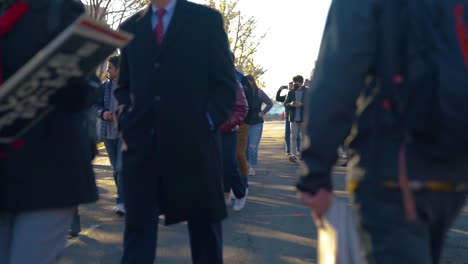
[154,8,167,46]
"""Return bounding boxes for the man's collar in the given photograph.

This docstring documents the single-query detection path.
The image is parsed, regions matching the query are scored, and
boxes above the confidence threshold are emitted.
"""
[151,0,177,13]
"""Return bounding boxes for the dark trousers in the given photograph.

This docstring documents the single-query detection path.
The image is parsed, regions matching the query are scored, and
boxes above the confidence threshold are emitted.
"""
[122,212,223,264]
[353,183,467,264]
[120,114,223,264]
[284,119,300,153]
[222,132,247,198]
[69,207,81,234]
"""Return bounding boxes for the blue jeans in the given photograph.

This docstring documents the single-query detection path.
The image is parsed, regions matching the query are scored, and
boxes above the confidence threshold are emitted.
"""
[103,138,124,204]
[221,132,247,198]
[247,123,263,168]
[285,119,300,153]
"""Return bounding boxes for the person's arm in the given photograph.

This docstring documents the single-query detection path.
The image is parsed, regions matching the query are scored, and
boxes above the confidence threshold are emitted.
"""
[297,0,377,195]
[283,91,294,108]
[259,90,273,115]
[235,83,249,124]
[115,46,131,110]
[95,82,108,120]
[275,87,286,102]
[221,82,249,130]
[206,11,237,129]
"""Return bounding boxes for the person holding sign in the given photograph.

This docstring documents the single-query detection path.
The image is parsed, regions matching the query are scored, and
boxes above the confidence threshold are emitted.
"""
[0,1,98,263]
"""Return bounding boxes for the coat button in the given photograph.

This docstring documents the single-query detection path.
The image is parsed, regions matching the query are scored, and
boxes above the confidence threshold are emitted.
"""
[153,63,160,69]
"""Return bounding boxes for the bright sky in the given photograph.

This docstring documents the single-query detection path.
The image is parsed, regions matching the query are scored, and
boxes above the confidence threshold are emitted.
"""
[190,0,332,96]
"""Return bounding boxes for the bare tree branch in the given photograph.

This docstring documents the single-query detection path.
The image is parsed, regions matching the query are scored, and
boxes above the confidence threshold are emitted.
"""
[82,0,148,28]
[204,0,267,86]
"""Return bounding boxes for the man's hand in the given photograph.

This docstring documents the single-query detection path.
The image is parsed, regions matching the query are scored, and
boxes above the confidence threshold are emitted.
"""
[103,111,114,121]
[114,104,128,130]
[116,104,127,116]
[297,189,333,227]
[294,102,304,107]
[258,112,264,118]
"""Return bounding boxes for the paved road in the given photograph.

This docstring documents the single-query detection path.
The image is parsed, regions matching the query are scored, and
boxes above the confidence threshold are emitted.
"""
[61,121,468,264]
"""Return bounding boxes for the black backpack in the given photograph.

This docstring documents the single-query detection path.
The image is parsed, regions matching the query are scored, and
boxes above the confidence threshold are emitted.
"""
[377,0,468,164]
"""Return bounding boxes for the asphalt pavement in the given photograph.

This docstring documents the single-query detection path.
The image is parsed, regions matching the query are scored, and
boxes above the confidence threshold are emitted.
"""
[60,121,468,264]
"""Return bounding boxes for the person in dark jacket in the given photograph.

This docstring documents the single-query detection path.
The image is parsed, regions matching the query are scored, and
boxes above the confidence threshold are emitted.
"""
[276,82,300,155]
[0,0,98,263]
[220,81,248,208]
[115,0,237,263]
[297,1,468,263]
[245,75,273,176]
[284,75,306,163]
[275,85,288,102]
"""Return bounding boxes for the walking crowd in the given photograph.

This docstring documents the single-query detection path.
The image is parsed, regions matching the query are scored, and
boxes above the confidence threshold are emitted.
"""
[1,0,468,263]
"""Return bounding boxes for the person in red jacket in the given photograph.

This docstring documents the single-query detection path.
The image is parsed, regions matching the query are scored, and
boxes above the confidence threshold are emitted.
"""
[220,81,249,208]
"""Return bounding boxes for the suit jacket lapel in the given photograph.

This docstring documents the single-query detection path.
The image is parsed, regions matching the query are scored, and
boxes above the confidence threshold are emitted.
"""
[136,5,160,57]
[158,0,189,55]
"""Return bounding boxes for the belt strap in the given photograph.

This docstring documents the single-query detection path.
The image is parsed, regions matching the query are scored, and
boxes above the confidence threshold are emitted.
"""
[382,181,468,192]
[399,143,417,221]
[348,180,468,192]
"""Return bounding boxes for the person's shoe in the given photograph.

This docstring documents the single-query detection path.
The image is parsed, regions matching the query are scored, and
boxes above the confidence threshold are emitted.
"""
[114,203,126,216]
[288,155,298,163]
[285,152,291,156]
[233,189,248,211]
[68,224,81,239]
[68,231,80,238]
[248,167,256,176]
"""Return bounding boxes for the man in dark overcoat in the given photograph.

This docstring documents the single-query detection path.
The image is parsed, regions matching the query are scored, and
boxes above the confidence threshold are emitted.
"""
[115,0,237,263]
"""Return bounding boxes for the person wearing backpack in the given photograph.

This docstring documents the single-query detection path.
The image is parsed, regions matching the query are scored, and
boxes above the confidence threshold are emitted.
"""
[220,81,248,208]
[0,0,98,263]
[297,1,468,263]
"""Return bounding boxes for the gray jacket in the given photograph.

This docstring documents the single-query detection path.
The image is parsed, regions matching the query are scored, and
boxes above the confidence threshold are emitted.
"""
[297,0,468,194]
